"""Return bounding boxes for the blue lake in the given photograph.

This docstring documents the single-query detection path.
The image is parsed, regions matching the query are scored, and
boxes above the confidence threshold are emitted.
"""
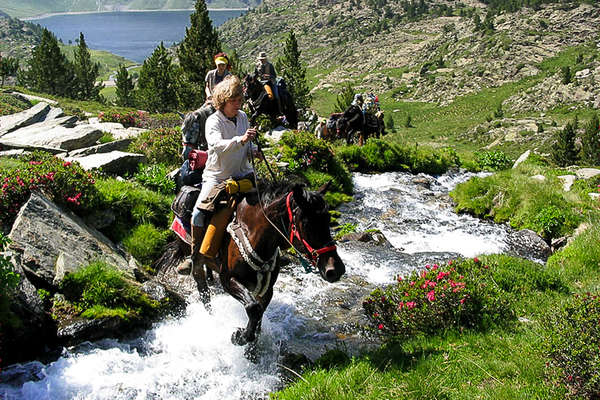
[31,10,245,63]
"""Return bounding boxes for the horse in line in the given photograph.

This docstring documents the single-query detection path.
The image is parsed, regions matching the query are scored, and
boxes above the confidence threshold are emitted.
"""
[243,72,299,129]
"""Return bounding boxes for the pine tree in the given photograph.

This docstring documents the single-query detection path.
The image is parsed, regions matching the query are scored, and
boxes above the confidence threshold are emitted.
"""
[115,64,135,107]
[551,120,578,167]
[20,28,75,97]
[277,31,312,110]
[581,114,600,165]
[73,32,103,100]
[137,42,179,113]
[334,83,355,113]
[0,56,19,86]
[177,0,221,105]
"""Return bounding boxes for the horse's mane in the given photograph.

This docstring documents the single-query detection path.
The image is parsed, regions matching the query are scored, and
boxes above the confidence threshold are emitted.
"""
[254,179,329,216]
[255,179,300,205]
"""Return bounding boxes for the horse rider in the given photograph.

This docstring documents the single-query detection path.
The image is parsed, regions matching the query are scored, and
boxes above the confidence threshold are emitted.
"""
[315,117,328,139]
[205,52,232,104]
[181,53,231,160]
[350,93,365,126]
[177,75,260,275]
[255,51,282,115]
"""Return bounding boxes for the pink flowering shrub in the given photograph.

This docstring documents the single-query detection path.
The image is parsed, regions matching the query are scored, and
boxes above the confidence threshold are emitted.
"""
[363,258,515,339]
[98,110,148,128]
[0,152,98,229]
[128,127,181,167]
[542,293,600,399]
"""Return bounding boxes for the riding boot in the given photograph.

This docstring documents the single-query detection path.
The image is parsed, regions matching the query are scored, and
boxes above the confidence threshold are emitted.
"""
[176,225,205,275]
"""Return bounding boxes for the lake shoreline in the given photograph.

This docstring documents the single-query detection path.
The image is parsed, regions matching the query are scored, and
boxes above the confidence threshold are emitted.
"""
[21,8,249,21]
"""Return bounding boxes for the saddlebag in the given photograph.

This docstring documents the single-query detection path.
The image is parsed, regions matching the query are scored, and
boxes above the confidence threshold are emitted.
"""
[171,185,202,221]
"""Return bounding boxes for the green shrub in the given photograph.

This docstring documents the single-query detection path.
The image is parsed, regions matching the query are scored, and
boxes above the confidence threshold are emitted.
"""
[0,93,30,116]
[0,234,19,297]
[532,205,569,240]
[279,131,353,195]
[0,152,99,229]
[451,167,586,240]
[363,257,515,340]
[122,224,170,266]
[337,139,459,175]
[474,150,512,171]
[59,261,158,320]
[134,163,176,195]
[128,127,181,167]
[547,222,600,281]
[333,222,357,240]
[94,178,173,242]
[542,293,600,399]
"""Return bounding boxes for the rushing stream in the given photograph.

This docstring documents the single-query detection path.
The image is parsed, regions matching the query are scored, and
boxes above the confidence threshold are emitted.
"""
[1,170,520,399]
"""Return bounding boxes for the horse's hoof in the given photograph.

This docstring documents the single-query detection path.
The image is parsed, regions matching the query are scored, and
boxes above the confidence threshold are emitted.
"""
[231,328,248,346]
[231,328,255,346]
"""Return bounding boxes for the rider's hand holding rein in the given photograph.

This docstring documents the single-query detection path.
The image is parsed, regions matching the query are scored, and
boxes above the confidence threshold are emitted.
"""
[241,127,256,144]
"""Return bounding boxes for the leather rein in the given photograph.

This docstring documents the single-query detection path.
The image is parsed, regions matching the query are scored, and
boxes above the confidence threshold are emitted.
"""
[285,192,337,266]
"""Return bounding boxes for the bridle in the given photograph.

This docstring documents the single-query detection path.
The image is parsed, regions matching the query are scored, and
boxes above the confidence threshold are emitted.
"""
[286,192,337,266]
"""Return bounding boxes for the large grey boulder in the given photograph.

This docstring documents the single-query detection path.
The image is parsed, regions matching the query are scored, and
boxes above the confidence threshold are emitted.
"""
[67,138,134,157]
[512,150,530,169]
[65,150,145,175]
[86,120,147,140]
[506,229,551,261]
[2,115,77,138]
[0,102,51,136]
[7,192,136,288]
[576,168,600,179]
[0,124,103,151]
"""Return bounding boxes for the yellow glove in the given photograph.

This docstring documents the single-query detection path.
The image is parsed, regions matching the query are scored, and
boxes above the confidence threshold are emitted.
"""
[225,179,240,194]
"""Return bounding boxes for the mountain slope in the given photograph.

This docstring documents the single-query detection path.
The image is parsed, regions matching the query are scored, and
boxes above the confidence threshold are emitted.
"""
[220,0,599,110]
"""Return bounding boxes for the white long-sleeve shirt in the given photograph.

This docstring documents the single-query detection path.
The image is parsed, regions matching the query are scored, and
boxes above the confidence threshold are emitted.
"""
[202,109,255,183]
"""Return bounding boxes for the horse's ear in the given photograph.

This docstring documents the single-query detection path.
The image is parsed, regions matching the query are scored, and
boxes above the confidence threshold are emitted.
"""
[317,181,331,195]
[292,183,309,209]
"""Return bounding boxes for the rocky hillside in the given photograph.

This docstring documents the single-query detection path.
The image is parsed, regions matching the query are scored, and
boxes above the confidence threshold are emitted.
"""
[1,0,259,19]
[0,11,43,59]
[220,0,600,113]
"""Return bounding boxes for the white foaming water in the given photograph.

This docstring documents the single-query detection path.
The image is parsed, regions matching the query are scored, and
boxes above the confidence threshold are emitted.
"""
[351,171,509,257]
[1,298,283,400]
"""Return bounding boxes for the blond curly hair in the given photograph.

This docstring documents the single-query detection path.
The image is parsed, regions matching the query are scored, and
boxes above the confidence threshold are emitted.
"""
[212,75,243,111]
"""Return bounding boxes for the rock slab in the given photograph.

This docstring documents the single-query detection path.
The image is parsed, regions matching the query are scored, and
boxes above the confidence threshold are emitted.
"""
[8,192,136,288]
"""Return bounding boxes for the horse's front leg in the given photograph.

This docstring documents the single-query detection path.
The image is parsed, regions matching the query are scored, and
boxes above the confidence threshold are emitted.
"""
[227,277,264,345]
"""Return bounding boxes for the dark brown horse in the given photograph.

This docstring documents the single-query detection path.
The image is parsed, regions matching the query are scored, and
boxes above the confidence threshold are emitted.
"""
[336,105,385,146]
[197,181,345,346]
[243,72,299,129]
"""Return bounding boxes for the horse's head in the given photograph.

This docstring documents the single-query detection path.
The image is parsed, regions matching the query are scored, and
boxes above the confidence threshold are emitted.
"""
[289,183,345,282]
[243,72,262,101]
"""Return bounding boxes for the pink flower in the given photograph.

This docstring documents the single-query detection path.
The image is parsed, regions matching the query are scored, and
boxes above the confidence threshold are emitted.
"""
[410,281,415,287]
[378,323,384,330]
[473,257,480,263]
[397,276,403,282]
[432,264,439,271]
[406,301,416,309]
[426,290,436,302]
[460,298,466,304]
[63,162,71,167]
[398,301,404,310]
